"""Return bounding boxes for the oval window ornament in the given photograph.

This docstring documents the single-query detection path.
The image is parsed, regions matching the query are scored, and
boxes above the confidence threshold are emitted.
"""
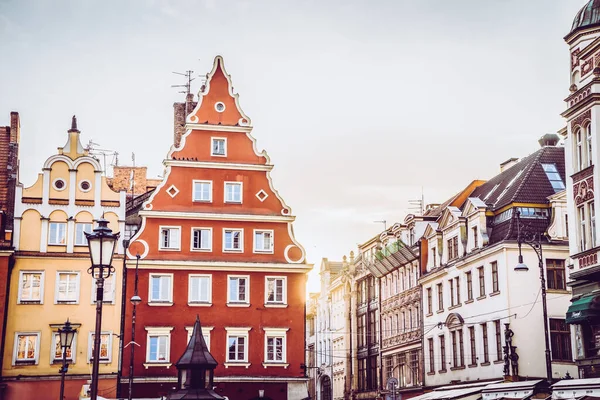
[215,102,226,113]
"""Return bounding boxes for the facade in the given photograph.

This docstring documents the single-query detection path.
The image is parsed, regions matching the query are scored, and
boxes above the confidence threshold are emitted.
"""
[562,0,600,379]
[420,140,577,387]
[306,293,319,400]
[1,117,126,399]
[123,56,311,400]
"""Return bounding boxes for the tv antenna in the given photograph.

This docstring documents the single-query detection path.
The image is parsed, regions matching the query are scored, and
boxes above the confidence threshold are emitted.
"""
[86,139,119,176]
[172,70,197,115]
[408,187,425,215]
[374,220,387,230]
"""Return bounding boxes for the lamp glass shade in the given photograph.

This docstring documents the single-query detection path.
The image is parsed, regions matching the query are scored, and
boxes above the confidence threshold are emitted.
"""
[86,219,119,267]
[130,295,142,306]
[514,262,529,272]
[58,321,76,349]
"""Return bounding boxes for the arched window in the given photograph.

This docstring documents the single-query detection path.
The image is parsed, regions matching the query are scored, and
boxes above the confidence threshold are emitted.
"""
[587,124,593,167]
[576,128,584,171]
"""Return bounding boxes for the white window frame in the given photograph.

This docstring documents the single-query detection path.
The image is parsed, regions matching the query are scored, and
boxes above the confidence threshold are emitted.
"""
[87,331,112,364]
[13,332,41,365]
[587,124,593,168]
[223,228,244,252]
[227,275,250,306]
[145,327,173,365]
[188,274,212,306]
[190,227,212,252]
[224,182,243,204]
[211,137,227,157]
[576,129,584,171]
[91,273,116,304]
[263,327,289,365]
[186,326,213,351]
[579,205,588,251]
[48,222,67,245]
[264,276,287,306]
[225,327,251,365]
[158,226,181,251]
[18,270,44,304]
[51,331,77,364]
[253,229,274,253]
[192,180,213,203]
[74,222,93,246]
[149,273,173,305]
[55,271,80,304]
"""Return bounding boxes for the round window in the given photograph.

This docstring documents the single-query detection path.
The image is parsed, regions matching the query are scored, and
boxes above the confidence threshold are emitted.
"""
[53,179,66,191]
[215,102,226,112]
[79,180,91,192]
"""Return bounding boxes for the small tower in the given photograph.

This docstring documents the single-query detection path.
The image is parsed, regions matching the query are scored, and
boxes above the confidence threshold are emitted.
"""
[169,316,223,399]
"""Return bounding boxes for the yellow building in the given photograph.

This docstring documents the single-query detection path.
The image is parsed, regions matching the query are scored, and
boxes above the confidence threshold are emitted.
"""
[2,117,126,400]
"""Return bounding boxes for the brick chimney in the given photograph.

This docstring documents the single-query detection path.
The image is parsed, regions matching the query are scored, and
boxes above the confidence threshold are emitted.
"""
[173,92,197,148]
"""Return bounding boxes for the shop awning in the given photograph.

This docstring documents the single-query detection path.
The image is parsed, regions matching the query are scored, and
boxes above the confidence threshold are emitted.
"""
[566,295,600,324]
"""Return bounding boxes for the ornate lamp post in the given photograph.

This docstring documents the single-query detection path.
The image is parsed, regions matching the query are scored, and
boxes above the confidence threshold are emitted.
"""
[513,210,553,384]
[128,254,141,400]
[58,319,76,400]
[85,218,119,400]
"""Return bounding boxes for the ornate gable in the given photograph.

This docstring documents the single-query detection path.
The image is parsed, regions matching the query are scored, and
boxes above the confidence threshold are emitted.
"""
[438,206,461,230]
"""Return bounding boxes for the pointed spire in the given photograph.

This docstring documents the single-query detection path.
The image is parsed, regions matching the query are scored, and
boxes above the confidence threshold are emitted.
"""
[175,315,217,368]
[68,115,80,133]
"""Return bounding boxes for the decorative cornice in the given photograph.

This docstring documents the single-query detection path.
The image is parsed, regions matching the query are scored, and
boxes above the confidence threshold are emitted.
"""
[184,123,253,133]
[137,210,295,223]
[164,159,273,171]
[571,165,594,183]
[128,259,313,273]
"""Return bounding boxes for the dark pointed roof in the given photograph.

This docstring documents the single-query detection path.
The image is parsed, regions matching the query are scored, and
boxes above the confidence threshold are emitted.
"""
[176,315,217,368]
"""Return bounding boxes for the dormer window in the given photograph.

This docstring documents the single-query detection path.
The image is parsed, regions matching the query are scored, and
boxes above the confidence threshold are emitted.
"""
[211,138,226,157]
[472,226,478,249]
[447,236,458,261]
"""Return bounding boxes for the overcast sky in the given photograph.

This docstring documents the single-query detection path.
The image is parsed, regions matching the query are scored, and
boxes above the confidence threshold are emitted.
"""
[0,0,585,291]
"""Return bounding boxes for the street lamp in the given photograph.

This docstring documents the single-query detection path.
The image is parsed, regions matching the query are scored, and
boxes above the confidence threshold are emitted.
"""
[513,209,552,384]
[85,218,119,400]
[58,319,76,400]
[128,254,141,400]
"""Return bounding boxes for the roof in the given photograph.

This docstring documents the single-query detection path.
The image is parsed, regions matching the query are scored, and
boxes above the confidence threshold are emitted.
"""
[482,380,545,392]
[571,0,600,35]
[175,315,217,368]
[424,180,485,217]
[552,378,600,388]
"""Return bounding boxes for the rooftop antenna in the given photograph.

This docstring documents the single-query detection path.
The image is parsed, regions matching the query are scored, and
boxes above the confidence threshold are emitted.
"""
[86,139,118,176]
[172,70,196,116]
[408,187,425,215]
[132,152,136,167]
[374,220,387,230]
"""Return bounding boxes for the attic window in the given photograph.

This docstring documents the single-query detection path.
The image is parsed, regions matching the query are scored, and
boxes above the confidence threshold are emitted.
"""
[541,163,565,193]
[215,102,225,113]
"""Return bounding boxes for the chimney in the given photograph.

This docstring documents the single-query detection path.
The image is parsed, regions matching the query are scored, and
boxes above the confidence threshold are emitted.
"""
[538,133,560,147]
[9,112,19,144]
[500,157,519,173]
[173,93,197,149]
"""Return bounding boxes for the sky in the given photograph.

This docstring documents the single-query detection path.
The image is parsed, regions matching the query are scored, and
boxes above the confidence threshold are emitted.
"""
[0,0,586,292]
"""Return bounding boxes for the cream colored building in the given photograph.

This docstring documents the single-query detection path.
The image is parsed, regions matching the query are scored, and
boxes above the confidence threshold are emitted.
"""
[2,117,126,399]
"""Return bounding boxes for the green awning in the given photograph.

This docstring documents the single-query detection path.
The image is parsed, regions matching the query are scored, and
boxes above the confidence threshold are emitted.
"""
[566,295,600,324]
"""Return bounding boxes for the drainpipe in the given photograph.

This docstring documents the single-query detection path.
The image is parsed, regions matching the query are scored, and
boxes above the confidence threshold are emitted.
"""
[378,276,383,394]
[418,241,426,390]
[116,239,129,399]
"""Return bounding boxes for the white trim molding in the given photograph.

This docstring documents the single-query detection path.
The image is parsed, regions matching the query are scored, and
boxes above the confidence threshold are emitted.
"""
[138,210,295,223]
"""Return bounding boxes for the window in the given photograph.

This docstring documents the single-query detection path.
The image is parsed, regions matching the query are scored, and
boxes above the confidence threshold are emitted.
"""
[145,327,173,363]
[547,259,566,290]
[495,320,502,362]
[48,222,66,245]
[52,331,76,363]
[437,283,443,311]
[579,205,587,251]
[550,319,573,361]
[75,223,92,246]
[264,328,288,363]
[576,129,584,171]
[491,262,499,293]
[55,272,80,304]
[88,332,112,363]
[192,181,212,202]
[13,332,40,365]
[449,279,455,307]
[455,277,461,305]
[518,207,550,219]
[472,226,478,249]
[226,328,250,363]
[428,338,434,373]
[265,277,286,304]
[439,335,446,372]
[466,272,473,301]
[224,182,242,203]
[211,137,227,156]
[254,230,274,253]
[223,229,243,251]
[426,288,432,315]
[228,275,249,304]
[478,266,486,297]
[590,202,597,247]
[149,274,173,303]
[481,323,489,363]
[159,226,180,250]
[469,326,476,365]
[91,273,116,304]
[452,330,457,367]
[587,124,593,167]
[447,236,458,260]
[542,163,566,192]
[191,228,212,251]
[431,247,437,268]
[18,271,44,303]
[456,329,464,367]
[188,275,211,304]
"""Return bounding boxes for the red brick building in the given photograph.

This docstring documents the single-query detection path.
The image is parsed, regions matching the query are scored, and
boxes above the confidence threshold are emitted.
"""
[124,56,311,399]
[0,112,19,396]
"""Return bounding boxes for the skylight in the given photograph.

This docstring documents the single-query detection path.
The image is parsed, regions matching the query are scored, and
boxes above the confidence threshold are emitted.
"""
[542,163,565,193]
[483,184,500,201]
[495,169,524,203]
